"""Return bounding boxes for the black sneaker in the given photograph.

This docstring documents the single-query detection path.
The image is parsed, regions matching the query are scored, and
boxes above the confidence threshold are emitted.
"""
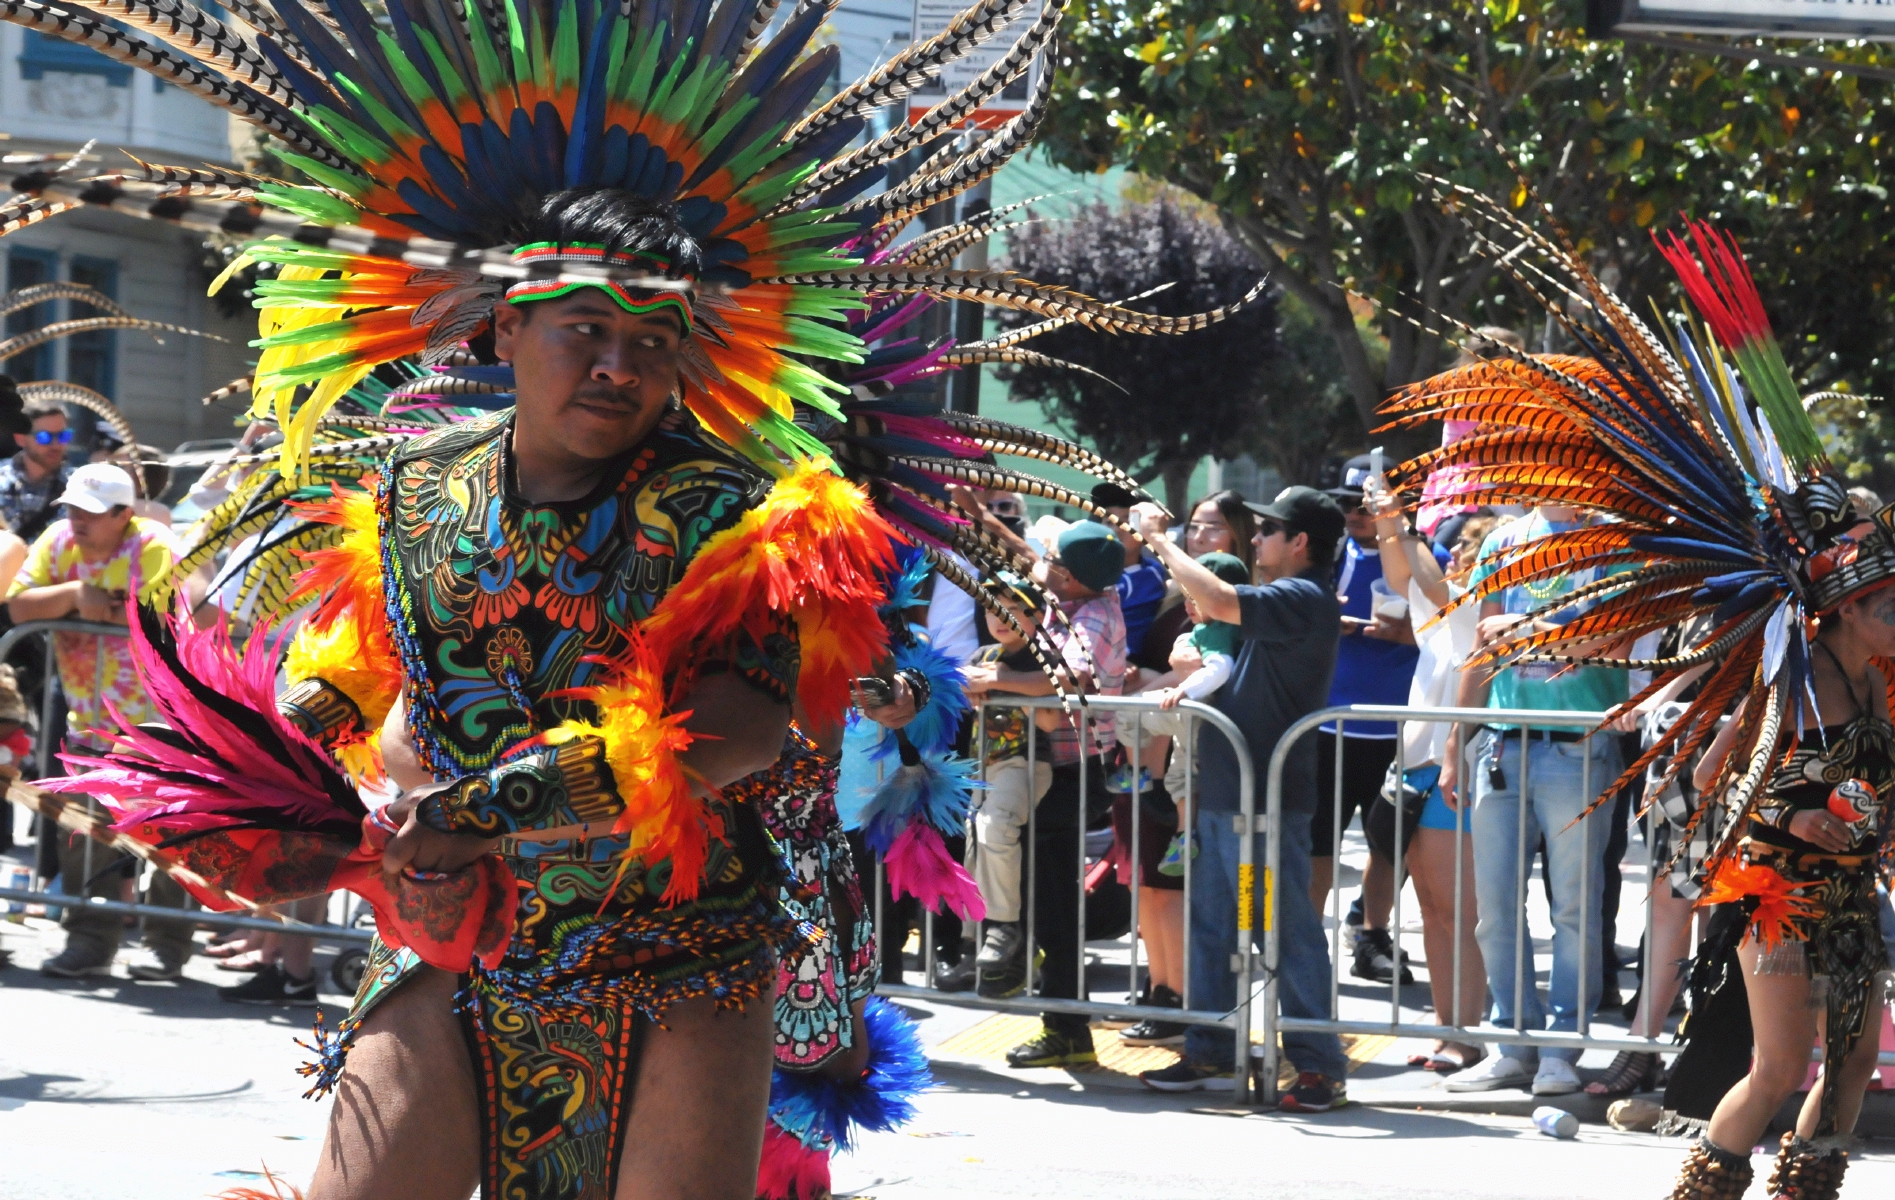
[1350,928,1414,986]
[1140,1060,1235,1092]
[931,955,976,993]
[221,964,319,1006]
[1119,1018,1188,1046]
[1005,1026,1097,1069]
[1278,1071,1347,1112]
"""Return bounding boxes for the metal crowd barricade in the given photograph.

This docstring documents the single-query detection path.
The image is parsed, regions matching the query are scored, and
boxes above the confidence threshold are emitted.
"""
[872,692,1263,1101]
[0,617,373,948]
[1257,700,1894,1107]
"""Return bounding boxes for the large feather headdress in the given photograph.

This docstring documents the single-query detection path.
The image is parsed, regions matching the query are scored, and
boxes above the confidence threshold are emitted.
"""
[0,0,1256,489]
[1383,182,1895,875]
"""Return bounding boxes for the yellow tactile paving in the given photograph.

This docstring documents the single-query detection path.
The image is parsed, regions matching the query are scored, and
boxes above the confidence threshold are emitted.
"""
[936,1013,1400,1084]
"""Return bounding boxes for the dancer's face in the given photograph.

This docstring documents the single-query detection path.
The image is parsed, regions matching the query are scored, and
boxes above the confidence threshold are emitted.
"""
[494,290,684,464]
[1839,583,1895,659]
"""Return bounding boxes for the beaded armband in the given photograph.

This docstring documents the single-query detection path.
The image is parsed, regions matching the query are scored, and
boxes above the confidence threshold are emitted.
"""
[417,735,623,837]
[278,678,365,751]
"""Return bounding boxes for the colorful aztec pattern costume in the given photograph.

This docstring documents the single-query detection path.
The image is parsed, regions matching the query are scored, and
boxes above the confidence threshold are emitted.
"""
[0,0,1246,1194]
[1383,175,1895,1199]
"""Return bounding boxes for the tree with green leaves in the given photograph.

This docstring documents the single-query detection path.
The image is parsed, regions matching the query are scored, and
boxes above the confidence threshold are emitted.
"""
[1038,0,1895,464]
[993,197,1279,509]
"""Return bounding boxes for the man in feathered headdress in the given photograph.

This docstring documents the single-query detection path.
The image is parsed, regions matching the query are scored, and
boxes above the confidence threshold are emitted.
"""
[281,187,823,1198]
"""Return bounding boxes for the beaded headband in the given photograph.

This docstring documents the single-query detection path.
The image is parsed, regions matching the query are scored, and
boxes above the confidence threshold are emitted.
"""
[504,242,695,332]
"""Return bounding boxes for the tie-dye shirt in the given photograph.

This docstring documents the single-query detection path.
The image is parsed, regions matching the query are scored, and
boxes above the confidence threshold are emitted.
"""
[9,516,173,750]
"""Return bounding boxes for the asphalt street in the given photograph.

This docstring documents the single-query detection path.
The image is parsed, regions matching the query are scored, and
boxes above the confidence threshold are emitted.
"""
[8,910,1895,1200]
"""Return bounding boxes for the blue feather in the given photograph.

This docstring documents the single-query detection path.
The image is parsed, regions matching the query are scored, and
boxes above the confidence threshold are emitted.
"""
[675,195,728,237]
[506,106,549,194]
[767,998,931,1153]
[619,131,654,194]
[395,177,482,236]
[597,125,631,188]
[889,640,969,758]
[634,145,672,197]
[531,101,569,195]
[1711,577,1783,624]
[563,0,620,187]
[853,755,980,851]
[1627,535,1758,566]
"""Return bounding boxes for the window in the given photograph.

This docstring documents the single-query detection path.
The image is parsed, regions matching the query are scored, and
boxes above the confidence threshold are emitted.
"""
[4,249,59,383]
[17,31,133,87]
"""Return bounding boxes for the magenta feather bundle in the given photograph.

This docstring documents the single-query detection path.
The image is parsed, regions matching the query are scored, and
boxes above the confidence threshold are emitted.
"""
[42,601,363,839]
[884,821,986,923]
[755,1121,831,1200]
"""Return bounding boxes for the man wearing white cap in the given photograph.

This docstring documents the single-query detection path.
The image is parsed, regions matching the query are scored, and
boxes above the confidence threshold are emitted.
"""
[8,461,186,981]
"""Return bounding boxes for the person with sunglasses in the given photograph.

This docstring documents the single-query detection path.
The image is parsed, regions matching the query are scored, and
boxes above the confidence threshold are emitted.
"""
[0,396,75,545]
[1134,486,1354,1112]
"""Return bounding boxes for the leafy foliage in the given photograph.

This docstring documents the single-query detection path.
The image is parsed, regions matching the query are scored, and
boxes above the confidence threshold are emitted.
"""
[1037,0,1895,464]
[993,197,1279,509]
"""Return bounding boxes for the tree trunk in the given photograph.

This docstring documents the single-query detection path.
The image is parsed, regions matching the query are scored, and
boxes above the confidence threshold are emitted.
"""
[1160,460,1195,518]
[1223,213,1384,431]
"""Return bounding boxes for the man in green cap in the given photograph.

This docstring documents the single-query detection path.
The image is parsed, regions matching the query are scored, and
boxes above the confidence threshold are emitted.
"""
[993,519,1130,1067]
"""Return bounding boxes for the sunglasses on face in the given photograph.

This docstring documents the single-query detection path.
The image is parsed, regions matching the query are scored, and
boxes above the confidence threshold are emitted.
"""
[1257,519,1285,539]
[988,499,1023,517]
[31,430,71,446]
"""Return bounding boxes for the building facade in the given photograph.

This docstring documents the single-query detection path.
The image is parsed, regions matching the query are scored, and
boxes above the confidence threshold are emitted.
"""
[0,22,253,455]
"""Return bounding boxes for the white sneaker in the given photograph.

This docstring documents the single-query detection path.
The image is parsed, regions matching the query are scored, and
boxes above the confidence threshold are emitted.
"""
[1443,1054,1532,1093]
[1532,1058,1582,1095]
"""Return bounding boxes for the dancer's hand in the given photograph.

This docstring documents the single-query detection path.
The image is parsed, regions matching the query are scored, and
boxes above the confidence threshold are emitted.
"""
[379,785,501,878]
[1788,807,1854,853]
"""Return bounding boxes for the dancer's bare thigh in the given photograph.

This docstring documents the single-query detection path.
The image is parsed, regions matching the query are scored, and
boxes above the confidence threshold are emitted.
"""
[310,965,481,1200]
[615,993,776,1200]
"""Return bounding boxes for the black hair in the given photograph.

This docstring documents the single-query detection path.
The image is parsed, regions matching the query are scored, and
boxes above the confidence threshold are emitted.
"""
[21,397,64,424]
[0,376,23,441]
[524,189,704,281]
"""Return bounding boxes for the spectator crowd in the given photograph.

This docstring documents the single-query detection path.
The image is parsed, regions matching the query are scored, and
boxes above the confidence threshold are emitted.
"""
[874,324,1768,1123]
[0,330,1813,1131]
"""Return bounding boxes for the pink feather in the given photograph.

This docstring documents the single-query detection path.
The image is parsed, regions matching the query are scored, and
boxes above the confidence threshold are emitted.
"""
[39,603,362,838]
[756,1122,831,1200]
[884,821,986,923]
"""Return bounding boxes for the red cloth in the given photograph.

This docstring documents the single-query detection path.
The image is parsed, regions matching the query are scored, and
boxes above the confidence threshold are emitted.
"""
[128,813,517,972]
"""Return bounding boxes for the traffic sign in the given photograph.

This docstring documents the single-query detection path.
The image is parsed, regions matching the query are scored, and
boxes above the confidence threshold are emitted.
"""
[905,0,1041,128]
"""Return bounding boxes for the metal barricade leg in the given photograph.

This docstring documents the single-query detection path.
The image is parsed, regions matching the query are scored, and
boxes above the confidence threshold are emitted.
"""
[1514,732,1530,1040]
[1129,712,1142,1002]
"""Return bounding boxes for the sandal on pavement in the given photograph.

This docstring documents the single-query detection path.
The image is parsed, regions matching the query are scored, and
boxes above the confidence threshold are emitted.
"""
[1427,1045,1485,1073]
[1584,1050,1662,1097]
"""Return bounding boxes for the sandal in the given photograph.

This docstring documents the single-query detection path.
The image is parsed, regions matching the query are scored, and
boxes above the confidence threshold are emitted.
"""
[1584,1050,1662,1097]
[1426,1045,1485,1073]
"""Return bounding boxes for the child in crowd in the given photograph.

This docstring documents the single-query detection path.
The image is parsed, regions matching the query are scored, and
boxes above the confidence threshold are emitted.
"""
[961,576,1063,987]
[0,664,30,783]
[1132,551,1250,874]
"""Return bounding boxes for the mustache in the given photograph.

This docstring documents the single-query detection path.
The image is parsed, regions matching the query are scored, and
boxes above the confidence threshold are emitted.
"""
[567,382,640,410]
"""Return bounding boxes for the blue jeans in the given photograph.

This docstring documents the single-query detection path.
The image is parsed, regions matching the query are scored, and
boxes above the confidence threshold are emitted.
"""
[1183,806,1349,1079]
[1469,730,1619,1063]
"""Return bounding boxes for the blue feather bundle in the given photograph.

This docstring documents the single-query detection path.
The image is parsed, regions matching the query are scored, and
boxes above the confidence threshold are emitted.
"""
[878,640,969,759]
[852,754,981,854]
[768,998,932,1153]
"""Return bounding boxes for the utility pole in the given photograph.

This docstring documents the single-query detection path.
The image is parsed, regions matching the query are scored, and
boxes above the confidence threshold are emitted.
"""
[944,175,991,415]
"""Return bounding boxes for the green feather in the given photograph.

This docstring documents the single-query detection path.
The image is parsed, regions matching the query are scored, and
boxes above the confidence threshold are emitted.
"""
[619,20,665,109]
[505,0,532,90]
[255,184,361,226]
[645,38,695,124]
[552,0,580,96]
[376,30,439,110]
[336,73,423,147]
[277,152,374,199]
[303,102,396,165]
[461,0,511,101]
[781,315,865,362]
[692,95,758,167]
[415,29,476,111]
